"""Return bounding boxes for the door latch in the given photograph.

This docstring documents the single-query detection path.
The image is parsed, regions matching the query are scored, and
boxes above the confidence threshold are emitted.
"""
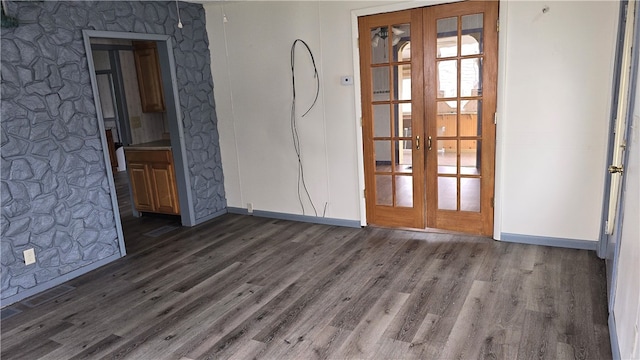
[608,165,624,174]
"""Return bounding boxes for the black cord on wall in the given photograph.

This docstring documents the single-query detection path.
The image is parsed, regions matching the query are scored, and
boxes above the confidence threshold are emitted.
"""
[290,39,319,216]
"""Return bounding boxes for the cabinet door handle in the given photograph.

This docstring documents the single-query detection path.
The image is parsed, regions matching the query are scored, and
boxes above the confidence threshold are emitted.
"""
[428,136,432,151]
[416,136,420,150]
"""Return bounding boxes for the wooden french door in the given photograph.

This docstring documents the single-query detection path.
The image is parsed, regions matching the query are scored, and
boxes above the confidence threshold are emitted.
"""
[359,9,426,229]
[359,1,498,235]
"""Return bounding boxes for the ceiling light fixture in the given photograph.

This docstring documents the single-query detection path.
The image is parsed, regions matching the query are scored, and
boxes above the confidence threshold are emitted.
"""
[371,26,405,47]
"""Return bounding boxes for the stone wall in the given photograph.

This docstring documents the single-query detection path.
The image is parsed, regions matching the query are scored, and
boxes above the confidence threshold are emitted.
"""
[0,1,225,303]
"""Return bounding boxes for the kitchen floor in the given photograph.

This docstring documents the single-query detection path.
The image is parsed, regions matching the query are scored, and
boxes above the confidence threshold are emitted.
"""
[113,170,182,254]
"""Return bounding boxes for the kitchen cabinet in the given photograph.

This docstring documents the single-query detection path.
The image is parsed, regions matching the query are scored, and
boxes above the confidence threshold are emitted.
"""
[133,41,166,113]
[126,148,180,215]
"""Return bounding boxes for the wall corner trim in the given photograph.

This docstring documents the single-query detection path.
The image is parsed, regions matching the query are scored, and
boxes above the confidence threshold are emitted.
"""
[608,312,621,360]
[227,208,362,228]
[499,233,598,251]
[0,253,121,308]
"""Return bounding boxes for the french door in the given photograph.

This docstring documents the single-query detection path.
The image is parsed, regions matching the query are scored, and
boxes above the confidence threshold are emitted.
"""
[359,1,498,235]
[360,9,425,228]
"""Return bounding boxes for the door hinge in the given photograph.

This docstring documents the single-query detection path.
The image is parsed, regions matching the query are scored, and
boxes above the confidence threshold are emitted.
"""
[491,197,494,208]
[360,116,363,127]
[496,19,500,32]
[608,165,624,174]
[363,188,366,198]
[494,113,497,125]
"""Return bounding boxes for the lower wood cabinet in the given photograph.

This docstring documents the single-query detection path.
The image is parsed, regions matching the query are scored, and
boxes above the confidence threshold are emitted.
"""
[126,149,180,215]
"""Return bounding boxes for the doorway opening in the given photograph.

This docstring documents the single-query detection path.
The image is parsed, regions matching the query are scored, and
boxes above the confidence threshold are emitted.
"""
[358,1,498,236]
[83,31,194,256]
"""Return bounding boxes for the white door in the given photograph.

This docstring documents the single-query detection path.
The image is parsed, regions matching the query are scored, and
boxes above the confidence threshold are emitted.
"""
[605,0,637,303]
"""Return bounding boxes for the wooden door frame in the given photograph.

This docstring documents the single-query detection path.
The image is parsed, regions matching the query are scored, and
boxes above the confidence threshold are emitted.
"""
[351,1,504,236]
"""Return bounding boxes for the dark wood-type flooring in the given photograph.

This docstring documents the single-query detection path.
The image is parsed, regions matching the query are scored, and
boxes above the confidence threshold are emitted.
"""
[1,173,611,359]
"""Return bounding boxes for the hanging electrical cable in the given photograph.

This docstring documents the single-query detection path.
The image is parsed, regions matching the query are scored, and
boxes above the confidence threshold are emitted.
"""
[175,0,183,29]
[290,39,320,216]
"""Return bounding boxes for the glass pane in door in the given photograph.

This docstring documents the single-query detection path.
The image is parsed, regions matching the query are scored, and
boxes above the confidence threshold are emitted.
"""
[460,100,481,136]
[374,140,392,172]
[460,140,480,175]
[393,64,412,101]
[373,104,391,137]
[376,175,392,206]
[396,103,412,138]
[437,17,457,58]
[372,67,390,100]
[371,26,390,64]
[437,140,457,175]
[460,178,480,212]
[395,140,412,173]
[437,101,457,135]
[396,175,413,207]
[461,58,482,97]
[393,23,411,59]
[461,14,483,55]
[437,60,457,98]
[438,177,457,210]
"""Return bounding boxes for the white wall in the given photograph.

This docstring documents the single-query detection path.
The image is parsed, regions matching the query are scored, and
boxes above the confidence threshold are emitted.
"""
[205,1,390,220]
[613,81,640,359]
[205,1,619,241]
[499,1,618,241]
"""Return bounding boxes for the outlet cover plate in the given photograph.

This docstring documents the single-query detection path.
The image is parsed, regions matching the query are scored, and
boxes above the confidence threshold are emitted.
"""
[24,248,36,265]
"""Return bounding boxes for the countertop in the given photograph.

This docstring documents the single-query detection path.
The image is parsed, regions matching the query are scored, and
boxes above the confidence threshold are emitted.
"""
[124,140,172,151]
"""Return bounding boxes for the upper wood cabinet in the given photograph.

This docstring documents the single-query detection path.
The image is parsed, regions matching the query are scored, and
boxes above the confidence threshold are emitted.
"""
[133,41,166,113]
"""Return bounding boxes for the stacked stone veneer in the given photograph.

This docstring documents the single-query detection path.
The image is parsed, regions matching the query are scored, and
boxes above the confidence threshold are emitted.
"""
[1,1,225,303]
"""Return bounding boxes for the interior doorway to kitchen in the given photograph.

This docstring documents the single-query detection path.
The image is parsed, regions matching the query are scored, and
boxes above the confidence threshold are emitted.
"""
[84,31,194,256]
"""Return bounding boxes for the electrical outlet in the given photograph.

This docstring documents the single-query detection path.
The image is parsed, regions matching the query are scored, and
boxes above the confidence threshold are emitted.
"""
[23,248,36,265]
[247,203,253,214]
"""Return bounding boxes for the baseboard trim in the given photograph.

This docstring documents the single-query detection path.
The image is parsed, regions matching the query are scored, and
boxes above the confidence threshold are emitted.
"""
[1,253,121,308]
[227,207,249,215]
[499,233,598,251]
[609,312,621,360]
[194,208,228,225]
[227,208,361,228]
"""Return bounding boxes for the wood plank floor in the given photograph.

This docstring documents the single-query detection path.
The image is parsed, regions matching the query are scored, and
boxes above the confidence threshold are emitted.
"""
[1,211,611,359]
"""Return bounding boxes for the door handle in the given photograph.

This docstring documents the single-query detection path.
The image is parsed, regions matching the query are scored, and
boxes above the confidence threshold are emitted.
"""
[416,136,420,150]
[428,136,432,151]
